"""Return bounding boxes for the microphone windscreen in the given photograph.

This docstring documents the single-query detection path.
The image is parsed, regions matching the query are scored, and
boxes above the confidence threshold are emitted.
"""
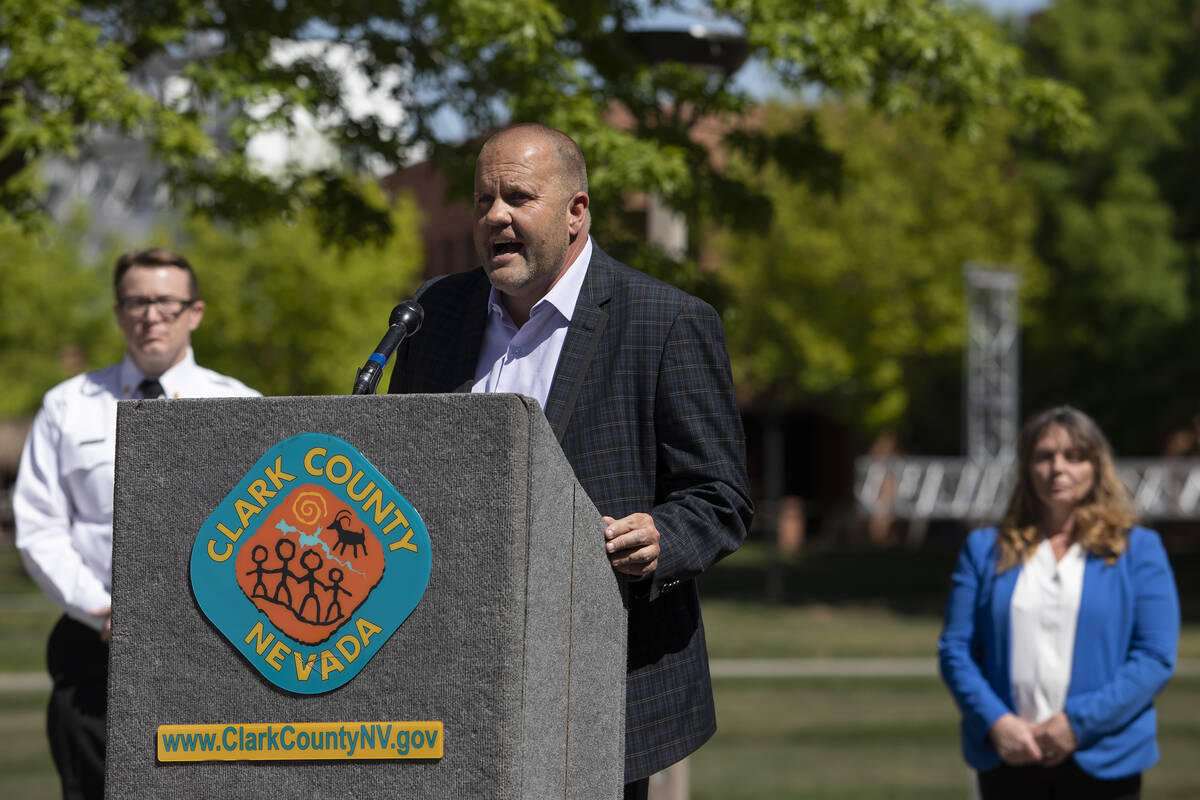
[389,300,424,334]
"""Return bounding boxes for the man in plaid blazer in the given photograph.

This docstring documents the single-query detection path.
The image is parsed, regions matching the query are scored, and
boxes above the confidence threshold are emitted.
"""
[389,123,753,797]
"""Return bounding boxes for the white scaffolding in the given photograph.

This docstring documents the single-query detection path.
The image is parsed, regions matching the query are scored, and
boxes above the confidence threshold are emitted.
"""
[964,266,1020,465]
[855,456,1200,523]
[853,265,1200,525]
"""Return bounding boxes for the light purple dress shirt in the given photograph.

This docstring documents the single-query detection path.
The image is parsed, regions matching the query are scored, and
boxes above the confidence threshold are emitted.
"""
[471,237,593,410]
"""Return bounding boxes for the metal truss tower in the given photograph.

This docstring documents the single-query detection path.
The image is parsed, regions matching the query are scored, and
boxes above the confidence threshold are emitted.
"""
[854,265,1200,526]
[964,266,1020,465]
[854,266,1020,527]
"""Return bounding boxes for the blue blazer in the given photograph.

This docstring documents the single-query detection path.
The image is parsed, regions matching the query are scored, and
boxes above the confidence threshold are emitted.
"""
[938,526,1179,779]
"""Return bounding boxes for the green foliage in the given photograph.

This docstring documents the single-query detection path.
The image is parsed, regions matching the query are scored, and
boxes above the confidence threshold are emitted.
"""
[714,102,1041,431]
[722,0,1092,147]
[0,217,121,416]
[0,197,423,416]
[0,0,209,220]
[171,194,425,398]
[1017,0,1200,451]
[0,0,1091,244]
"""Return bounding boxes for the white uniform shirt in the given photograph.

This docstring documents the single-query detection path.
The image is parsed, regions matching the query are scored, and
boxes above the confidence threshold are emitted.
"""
[1009,539,1087,722]
[471,237,592,409]
[14,349,259,630]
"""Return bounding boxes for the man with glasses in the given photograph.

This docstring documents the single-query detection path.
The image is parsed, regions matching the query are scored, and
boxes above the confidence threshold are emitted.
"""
[13,248,259,799]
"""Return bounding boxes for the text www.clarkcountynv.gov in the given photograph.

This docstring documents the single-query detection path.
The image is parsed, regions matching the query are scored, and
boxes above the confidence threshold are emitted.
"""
[157,721,443,762]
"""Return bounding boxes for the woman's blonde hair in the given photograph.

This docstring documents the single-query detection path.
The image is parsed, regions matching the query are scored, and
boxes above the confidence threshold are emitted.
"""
[996,406,1135,572]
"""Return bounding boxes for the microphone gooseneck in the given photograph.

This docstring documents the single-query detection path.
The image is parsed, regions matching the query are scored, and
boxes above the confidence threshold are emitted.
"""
[351,300,425,395]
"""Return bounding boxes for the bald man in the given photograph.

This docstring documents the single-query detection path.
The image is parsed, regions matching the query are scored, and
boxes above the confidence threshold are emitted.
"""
[390,124,753,797]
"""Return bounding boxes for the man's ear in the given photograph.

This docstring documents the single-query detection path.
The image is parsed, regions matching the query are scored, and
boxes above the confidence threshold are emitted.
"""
[186,300,206,332]
[567,191,589,236]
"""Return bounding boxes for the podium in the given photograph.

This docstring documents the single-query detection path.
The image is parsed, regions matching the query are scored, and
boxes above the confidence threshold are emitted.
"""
[106,394,627,798]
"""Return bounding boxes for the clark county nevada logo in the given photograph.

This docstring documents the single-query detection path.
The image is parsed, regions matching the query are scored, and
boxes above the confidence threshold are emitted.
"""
[190,433,431,694]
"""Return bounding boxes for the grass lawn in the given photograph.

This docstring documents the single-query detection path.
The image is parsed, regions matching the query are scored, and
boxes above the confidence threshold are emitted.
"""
[0,546,59,672]
[703,600,943,659]
[2,539,1199,798]
[692,676,1200,799]
[688,541,1200,798]
[699,541,1200,660]
[695,677,969,800]
[0,692,57,800]
[701,598,1200,660]
[4,670,1198,800]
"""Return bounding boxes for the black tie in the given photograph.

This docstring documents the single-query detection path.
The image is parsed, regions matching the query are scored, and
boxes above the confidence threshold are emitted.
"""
[138,379,165,399]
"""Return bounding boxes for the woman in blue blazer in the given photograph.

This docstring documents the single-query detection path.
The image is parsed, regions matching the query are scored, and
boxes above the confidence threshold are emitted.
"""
[939,406,1179,799]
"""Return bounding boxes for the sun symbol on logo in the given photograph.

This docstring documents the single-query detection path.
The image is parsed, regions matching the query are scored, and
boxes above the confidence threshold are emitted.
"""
[291,491,327,526]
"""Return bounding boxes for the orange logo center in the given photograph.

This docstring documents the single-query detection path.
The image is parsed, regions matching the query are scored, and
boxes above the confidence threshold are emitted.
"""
[235,484,386,646]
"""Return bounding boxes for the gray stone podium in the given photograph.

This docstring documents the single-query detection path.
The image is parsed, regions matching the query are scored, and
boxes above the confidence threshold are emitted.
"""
[106,394,627,799]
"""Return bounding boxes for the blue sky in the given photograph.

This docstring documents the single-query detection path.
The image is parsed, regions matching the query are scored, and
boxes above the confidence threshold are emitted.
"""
[256,1,1057,166]
[637,0,1049,30]
[635,0,1052,101]
[982,0,1048,12]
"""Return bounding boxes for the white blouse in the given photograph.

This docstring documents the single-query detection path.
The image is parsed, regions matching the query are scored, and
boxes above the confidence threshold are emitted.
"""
[1009,539,1087,722]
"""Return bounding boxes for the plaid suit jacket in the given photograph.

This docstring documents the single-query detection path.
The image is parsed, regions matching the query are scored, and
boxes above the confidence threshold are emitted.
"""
[389,245,753,781]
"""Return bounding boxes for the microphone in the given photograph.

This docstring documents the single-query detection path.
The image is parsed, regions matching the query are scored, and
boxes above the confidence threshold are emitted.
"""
[351,300,424,395]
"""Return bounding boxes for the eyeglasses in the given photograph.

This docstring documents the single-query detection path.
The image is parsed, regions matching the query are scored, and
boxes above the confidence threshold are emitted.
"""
[117,296,198,320]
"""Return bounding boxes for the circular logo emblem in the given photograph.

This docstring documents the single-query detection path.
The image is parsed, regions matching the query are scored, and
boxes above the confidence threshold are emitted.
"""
[191,434,431,694]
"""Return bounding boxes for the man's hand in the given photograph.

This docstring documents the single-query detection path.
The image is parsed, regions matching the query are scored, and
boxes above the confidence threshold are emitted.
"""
[988,713,1043,766]
[1033,712,1078,767]
[602,513,660,577]
[94,606,112,643]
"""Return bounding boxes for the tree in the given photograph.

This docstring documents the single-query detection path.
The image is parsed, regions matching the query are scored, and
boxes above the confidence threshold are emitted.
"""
[714,102,1042,439]
[180,195,424,398]
[0,193,424,416]
[1018,0,1200,452]
[1,0,1091,243]
[0,216,120,417]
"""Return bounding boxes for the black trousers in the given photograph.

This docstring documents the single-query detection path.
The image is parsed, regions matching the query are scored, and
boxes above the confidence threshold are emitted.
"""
[978,759,1141,800]
[623,777,649,800]
[46,615,108,800]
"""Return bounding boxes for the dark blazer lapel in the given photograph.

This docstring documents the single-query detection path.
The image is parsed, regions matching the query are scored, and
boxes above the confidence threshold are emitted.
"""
[450,270,493,392]
[543,246,613,441]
